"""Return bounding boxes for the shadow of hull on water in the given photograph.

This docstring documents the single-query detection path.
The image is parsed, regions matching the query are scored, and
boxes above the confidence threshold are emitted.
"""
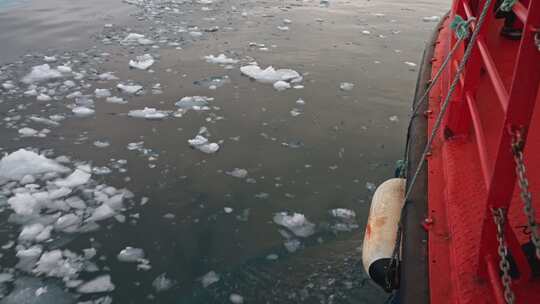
[177,234,385,304]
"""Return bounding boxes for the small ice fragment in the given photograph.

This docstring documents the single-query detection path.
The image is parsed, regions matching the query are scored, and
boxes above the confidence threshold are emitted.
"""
[37,93,52,101]
[22,64,63,84]
[72,107,95,117]
[152,273,175,292]
[340,82,354,91]
[229,294,244,304]
[98,72,119,81]
[362,30,371,35]
[18,127,39,137]
[200,271,220,287]
[105,96,127,104]
[117,247,145,262]
[188,135,220,154]
[240,65,301,84]
[77,275,115,293]
[273,212,315,237]
[95,89,112,98]
[389,115,399,122]
[404,61,417,67]
[330,208,356,219]
[117,84,143,94]
[422,16,441,22]
[296,98,305,105]
[128,108,169,120]
[19,223,46,241]
[129,54,155,70]
[273,80,291,91]
[277,26,289,31]
[366,182,376,192]
[290,108,302,117]
[204,54,239,64]
[266,254,279,260]
[88,204,115,222]
[226,168,248,178]
[93,140,110,148]
[54,169,91,187]
[224,207,233,213]
[284,239,301,252]
[175,96,212,110]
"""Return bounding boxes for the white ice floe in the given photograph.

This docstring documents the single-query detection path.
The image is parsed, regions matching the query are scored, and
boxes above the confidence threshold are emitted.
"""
[129,54,155,70]
[0,149,69,183]
[54,169,91,188]
[152,273,176,292]
[230,294,244,304]
[98,72,119,81]
[200,271,220,288]
[122,33,147,45]
[277,26,289,31]
[117,84,143,94]
[273,212,315,237]
[72,107,95,117]
[117,247,145,262]
[18,127,39,137]
[128,108,169,120]
[77,275,115,293]
[95,89,112,98]
[226,168,248,178]
[188,135,220,154]
[273,80,291,91]
[204,54,239,64]
[284,239,301,253]
[340,82,354,91]
[21,64,63,84]
[423,16,441,22]
[330,208,356,220]
[404,61,417,67]
[36,93,52,101]
[87,204,115,222]
[240,65,302,84]
[104,96,126,104]
[175,96,213,110]
[93,140,110,148]
[389,115,399,122]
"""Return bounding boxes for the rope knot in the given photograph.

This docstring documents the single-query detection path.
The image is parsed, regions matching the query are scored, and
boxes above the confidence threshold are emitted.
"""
[450,15,473,40]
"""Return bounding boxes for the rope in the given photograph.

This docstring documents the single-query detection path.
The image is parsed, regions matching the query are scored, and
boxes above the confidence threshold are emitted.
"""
[451,15,472,40]
[500,0,517,12]
[387,0,494,287]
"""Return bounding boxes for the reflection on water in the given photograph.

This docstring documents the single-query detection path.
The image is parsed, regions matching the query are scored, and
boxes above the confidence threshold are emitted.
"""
[0,0,448,303]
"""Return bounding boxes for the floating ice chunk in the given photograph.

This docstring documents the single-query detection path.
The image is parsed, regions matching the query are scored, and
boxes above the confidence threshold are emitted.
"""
[16,246,43,272]
[226,168,248,178]
[290,108,302,117]
[87,204,115,222]
[19,223,46,241]
[240,65,301,84]
[273,80,291,91]
[175,96,213,110]
[340,82,354,91]
[277,26,289,31]
[204,54,239,64]
[273,212,315,237]
[129,54,155,70]
[37,93,52,101]
[18,127,39,137]
[105,96,127,104]
[0,149,69,183]
[0,273,14,283]
[361,30,371,35]
[44,56,57,62]
[404,61,417,67]
[77,275,115,293]
[389,115,399,122]
[137,38,154,45]
[93,140,110,148]
[56,66,72,73]
[122,33,147,45]
[95,89,111,98]
[54,169,91,188]
[21,64,63,84]
[266,253,279,260]
[423,15,441,22]
[98,72,119,81]
[54,213,82,232]
[189,31,203,37]
[128,108,169,120]
[33,250,80,279]
[188,135,220,154]
[230,294,244,304]
[72,107,95,117]
[296,98,305,105]
[331,208,356,219]
[2,277,75,304]
[224,207,233,213]
[284,239,301,252]
[117,84,143,94]
[152,273,176,292]
[117,247,145,262]
[29,116,60,127]
[200,271,220,287]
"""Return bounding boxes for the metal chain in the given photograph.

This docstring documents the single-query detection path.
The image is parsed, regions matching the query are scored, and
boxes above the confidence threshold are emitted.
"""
[511,130,540,260]
[492,208,515,304]
[386,0,493,288]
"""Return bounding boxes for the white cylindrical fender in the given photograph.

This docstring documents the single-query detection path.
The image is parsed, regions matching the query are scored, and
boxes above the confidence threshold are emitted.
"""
[362,178,406,290]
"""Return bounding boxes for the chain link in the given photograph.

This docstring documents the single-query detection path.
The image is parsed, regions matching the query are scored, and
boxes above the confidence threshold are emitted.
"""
[492,208,516,304]
[511,130,540,260]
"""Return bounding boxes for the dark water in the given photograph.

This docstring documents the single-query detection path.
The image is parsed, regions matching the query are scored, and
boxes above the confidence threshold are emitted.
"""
[0,0,448,303]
